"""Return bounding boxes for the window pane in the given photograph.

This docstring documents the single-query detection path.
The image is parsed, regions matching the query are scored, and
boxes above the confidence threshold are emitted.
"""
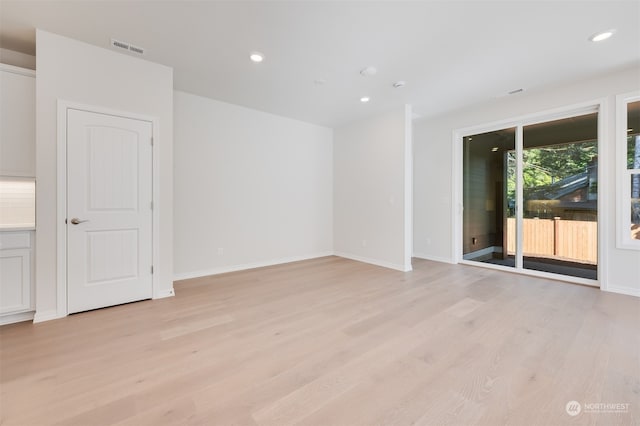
[0,179,35,228]
[462,128,516,267]
[632,173,640,240]
[628,100,640,169]
[522,113,598,279]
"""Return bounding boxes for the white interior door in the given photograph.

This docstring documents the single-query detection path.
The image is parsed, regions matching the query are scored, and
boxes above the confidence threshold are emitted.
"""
[67,109,153,314]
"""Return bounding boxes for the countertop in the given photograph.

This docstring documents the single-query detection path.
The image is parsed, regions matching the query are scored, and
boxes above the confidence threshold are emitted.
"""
[0,226,36,232]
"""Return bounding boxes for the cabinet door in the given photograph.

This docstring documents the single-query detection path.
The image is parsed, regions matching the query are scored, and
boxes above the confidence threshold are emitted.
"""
[0,249,31,314]
[0,68,36,177]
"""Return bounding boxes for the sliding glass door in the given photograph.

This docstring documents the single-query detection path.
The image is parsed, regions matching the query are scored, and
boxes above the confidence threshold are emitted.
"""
[462,111,598,281]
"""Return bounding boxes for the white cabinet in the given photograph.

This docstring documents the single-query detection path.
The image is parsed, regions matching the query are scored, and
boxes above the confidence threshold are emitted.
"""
[0,231,34,324]
[0,63,37,325]
[0,64,36,177]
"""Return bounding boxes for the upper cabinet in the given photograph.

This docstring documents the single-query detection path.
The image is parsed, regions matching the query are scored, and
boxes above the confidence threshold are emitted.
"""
[0,64,35,177]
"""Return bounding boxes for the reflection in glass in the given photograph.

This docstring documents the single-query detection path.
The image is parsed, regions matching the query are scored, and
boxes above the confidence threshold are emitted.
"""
[462,128,515,267]
[627,101,640,170]
[628,101,640,241]
[631,174,640,240]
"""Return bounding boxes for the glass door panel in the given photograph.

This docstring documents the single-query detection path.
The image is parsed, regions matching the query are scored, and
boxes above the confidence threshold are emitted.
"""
[463,128,516,267]
[521,113,598,279]
[627,101,640,241]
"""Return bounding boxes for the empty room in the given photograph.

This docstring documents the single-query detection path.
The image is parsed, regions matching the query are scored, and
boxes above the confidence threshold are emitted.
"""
[0,1,639,425]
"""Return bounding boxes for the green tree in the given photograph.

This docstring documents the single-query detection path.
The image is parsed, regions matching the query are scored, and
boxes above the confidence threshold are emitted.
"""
[531,142,597,181]
[506,140,597,209]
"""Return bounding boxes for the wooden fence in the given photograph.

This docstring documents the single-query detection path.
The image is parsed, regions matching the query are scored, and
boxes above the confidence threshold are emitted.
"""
[507,218,597,264]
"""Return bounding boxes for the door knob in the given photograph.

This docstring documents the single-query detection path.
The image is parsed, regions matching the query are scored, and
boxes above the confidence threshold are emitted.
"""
[70,218,89,225]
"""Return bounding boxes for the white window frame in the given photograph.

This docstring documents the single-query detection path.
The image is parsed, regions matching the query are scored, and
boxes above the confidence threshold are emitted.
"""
[616,91,640,250]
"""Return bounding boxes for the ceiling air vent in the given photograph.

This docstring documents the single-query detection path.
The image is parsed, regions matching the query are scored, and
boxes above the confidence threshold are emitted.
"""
[111,38,145,55]
[128,44,144,55]
[111,39,129,50]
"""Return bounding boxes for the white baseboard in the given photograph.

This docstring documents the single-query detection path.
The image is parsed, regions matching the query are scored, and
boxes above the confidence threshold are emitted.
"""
[604,285,640,298]
[413,253,456,264]
[333,252,411,272]
[33,309,63,323]
[154,287,175,299]
[0,311,35,326]
[173,252,334,281]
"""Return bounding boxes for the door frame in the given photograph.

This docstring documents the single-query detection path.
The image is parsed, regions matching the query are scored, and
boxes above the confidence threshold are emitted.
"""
[56,100,160,318]
[451,98,608,289]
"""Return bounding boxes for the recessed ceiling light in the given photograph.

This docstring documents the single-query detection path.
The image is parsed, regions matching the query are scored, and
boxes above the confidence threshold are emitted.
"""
[491,147,499,152]
[360,97,370,103]
[250,52,264,63]
[589,30,615,42]
[468,137,473,141]
[393,81,406,88]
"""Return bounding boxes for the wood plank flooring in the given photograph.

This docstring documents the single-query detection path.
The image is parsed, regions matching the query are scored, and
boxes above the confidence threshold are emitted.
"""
[1,256,639,425]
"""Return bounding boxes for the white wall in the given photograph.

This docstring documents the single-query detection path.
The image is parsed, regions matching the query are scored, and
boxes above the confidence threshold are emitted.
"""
[414,65,640,296]
[35,30,174,321]
[173,90,333,279]
[333,105,413,271]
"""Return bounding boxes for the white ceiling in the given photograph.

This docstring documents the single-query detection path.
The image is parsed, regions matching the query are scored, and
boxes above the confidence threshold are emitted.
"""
[1,1,639,127]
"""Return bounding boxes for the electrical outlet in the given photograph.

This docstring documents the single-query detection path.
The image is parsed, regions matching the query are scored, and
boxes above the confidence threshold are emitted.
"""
[217,248,224,255]
[426,238,431,245]
[362,239,368,247]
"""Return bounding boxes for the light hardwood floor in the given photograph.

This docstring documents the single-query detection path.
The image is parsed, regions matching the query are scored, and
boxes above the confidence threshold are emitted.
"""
[1,256,639,425]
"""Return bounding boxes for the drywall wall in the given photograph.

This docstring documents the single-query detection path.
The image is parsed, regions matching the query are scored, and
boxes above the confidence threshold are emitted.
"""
[173,90,333,279]
[35,30,174,321]
[414,65,640,296]
[333,105,413,271]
